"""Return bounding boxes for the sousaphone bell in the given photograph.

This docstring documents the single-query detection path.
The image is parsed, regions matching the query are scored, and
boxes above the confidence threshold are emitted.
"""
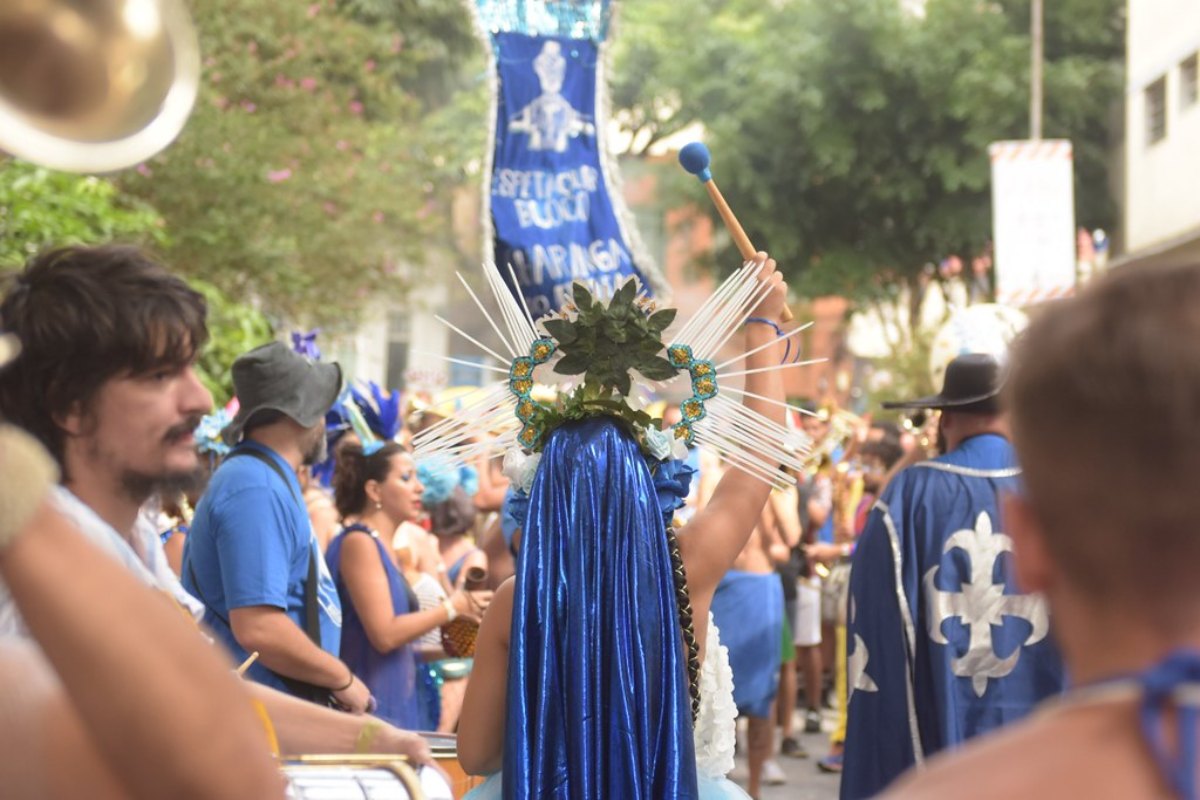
[0,0,200,173]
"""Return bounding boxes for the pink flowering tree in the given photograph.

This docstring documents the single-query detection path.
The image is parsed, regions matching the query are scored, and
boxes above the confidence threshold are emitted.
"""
[119,0,486,325]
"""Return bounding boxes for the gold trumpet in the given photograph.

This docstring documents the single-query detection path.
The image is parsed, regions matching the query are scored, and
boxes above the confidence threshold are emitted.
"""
[0,0,200,173]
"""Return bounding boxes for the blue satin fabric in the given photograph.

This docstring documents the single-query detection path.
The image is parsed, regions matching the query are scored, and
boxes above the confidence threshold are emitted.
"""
[504,417,699,799]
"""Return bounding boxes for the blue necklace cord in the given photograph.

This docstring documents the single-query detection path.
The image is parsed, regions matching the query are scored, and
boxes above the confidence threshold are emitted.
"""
[1135,649,1200,800]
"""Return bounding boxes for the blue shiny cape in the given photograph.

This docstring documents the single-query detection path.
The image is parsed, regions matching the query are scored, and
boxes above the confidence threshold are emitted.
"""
[841,434,1066,799]
[505,417,699,799]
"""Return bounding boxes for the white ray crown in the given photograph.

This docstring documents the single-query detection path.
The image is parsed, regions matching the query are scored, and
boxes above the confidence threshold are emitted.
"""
[413,262,822,489]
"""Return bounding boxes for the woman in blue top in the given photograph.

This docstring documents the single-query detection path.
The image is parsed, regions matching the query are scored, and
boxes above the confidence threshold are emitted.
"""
[327,441,493,730]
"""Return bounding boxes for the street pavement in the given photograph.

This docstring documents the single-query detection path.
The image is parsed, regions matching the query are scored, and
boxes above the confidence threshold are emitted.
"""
[726,708,842,800]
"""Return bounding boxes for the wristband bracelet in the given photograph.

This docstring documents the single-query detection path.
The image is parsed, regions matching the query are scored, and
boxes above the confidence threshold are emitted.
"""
[332,664,355,692]
[442,598,458,623]
[744,316,794,365]
[744,316,786,337]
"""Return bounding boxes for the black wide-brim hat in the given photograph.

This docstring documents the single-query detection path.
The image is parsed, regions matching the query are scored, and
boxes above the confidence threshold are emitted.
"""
[222,341,342,444]
[882,352,1004,412]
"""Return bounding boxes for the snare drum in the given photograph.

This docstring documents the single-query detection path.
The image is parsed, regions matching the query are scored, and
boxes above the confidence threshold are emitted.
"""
[283,755,453,800]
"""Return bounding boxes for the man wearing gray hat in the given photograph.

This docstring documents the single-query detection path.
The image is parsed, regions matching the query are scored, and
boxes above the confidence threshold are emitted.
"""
[840,353,1066,799]
[183,342,372,713]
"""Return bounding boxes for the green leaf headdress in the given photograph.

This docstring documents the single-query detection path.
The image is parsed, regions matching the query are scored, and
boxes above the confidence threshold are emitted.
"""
[413,262,820,488]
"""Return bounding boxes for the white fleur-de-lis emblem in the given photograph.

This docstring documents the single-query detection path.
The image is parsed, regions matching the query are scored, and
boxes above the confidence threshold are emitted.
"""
[924,511,1049,697]
[847,597,878,702]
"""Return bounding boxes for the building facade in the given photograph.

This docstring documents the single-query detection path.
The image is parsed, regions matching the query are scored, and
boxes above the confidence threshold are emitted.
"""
[1118,0,1200,268]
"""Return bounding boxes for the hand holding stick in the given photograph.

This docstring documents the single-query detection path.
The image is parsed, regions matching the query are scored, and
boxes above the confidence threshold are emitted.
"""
[679,142,795,322]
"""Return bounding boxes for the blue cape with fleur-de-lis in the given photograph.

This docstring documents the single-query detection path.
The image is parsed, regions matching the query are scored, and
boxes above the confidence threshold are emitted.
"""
[840,433,1066,800]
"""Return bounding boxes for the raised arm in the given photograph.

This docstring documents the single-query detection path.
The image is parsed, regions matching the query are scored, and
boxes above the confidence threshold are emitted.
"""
[680,253,790,595]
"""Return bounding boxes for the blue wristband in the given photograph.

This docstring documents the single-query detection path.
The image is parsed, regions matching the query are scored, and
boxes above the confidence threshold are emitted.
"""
[744,316,785,337]
[744,316,794,364]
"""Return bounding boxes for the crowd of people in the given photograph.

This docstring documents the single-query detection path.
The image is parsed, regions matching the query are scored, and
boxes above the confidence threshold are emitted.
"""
[1,241,1199,800]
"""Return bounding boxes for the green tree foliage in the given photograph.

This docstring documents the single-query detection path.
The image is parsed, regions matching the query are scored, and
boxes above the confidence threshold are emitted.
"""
[611,0,1123,303]
[192,278,275,406]
[0,161,165,268]
[117,0,486,325]
[0,159,272,404]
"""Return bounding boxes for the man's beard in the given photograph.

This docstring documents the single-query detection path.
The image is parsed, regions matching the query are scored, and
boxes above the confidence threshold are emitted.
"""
[121,464,206,505]
[95,415,206,505]
[303,429,328,466]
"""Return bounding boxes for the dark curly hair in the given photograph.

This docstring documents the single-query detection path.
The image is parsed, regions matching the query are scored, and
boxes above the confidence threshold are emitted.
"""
[0,245,208,467]
[332,440,407,518]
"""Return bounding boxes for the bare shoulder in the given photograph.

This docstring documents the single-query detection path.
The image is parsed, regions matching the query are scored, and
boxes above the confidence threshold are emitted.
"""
[339,529,383,560]
[886,703,1156,800]
[886,716,1068,799]
[491,576,515,610]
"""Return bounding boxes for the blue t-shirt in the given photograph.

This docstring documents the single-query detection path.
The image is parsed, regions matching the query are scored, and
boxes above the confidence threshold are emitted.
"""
[182,441,342,692]
[818,443,845,544]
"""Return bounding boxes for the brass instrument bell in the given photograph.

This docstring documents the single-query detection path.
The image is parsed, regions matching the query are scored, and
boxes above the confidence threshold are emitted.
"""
[0,0,200,173]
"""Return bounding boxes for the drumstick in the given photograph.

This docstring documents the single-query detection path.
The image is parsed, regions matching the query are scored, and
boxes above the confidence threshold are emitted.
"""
[678,142,795,322]
[236,651,260,676]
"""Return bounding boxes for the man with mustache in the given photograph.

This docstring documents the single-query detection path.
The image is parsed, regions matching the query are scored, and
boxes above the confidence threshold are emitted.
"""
[0,245,426,760]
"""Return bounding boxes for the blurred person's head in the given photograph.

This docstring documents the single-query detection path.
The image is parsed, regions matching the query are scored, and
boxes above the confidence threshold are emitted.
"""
[333,441,423,529]
[939,255,963,279]
[859,440,903,493]
[802,412,830,442]
[429,486,478,539]
[0,245,212,503]
[868,420,902,448]
[1006,262,1200,638]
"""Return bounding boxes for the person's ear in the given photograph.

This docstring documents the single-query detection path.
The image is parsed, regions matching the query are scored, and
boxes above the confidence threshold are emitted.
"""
[53,396,86,436]
[364,478,383,507]
[1003,491,1054,595]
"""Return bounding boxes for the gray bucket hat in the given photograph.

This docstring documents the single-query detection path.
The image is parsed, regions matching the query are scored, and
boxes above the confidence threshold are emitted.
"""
[222,341,342,444]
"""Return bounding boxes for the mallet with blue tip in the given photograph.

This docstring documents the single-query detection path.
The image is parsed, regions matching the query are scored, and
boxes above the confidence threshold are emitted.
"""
[679,141,793,321]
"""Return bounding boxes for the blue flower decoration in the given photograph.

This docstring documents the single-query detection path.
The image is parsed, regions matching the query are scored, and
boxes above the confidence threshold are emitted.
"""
[290,329,322,360]
[418,459,460,506]
[502,488,530,549]
[653,458,696,524]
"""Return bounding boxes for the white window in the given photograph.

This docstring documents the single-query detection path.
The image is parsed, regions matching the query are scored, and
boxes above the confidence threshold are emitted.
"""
[1146,77,1167,145]
[1181,54,1198,110]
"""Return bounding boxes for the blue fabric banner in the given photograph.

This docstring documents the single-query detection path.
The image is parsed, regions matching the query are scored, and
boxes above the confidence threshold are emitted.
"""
[488,31,652,316]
